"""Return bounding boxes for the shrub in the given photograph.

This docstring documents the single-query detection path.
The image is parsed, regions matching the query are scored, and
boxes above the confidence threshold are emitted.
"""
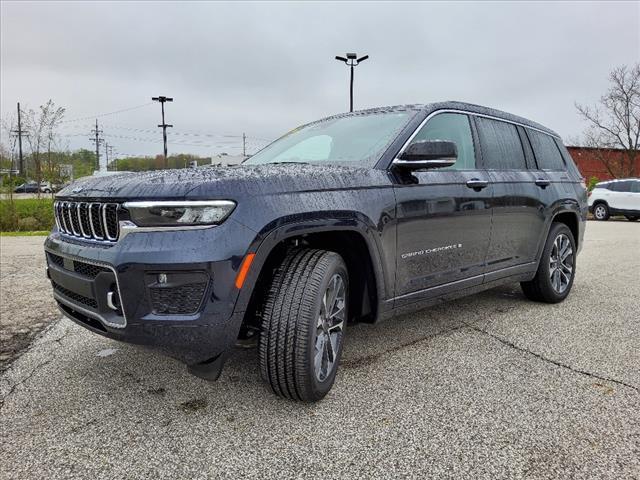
[0,198,55,232]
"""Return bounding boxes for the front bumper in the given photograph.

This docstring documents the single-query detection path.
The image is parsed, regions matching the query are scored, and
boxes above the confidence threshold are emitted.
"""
[44,219,257,365]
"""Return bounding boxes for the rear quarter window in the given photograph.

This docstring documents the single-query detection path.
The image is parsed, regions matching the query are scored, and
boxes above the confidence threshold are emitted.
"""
[527,129,566,170]
[476,117,526,170]
[631,181,640,193]
[612,181,633,192]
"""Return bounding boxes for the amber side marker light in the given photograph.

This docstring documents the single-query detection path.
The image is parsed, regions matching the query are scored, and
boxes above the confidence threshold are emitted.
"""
[235,253,256,289]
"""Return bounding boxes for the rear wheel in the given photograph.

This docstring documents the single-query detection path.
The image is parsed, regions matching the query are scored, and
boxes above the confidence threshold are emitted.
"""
[593,203,609,221]
[521,223,576,303]
[259,248,348,402]
[625,215,639,222]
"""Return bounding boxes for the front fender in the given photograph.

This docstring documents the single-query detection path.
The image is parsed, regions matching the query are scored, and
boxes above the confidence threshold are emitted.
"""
[231,212,391,319]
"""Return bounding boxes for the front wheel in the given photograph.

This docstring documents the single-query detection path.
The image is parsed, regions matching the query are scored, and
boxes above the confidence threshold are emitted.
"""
[593,203,609,221]
[259,249,348,402]
[521,223,576,303]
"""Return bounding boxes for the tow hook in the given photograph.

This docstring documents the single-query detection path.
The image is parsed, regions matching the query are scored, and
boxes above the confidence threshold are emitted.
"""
[106,290,119,311]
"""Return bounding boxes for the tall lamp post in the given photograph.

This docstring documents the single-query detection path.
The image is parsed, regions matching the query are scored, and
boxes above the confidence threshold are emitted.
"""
[152,96,173,168]
[335,53,369,112]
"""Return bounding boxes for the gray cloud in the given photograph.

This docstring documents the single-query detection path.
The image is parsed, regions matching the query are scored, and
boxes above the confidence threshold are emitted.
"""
[1,1,638,157]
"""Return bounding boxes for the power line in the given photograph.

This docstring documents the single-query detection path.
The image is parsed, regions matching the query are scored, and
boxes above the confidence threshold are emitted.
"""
[61,102,154,124]
[58,122,272,143]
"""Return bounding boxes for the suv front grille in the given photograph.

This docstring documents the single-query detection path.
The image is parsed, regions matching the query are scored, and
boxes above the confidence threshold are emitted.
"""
[54,201,120,242]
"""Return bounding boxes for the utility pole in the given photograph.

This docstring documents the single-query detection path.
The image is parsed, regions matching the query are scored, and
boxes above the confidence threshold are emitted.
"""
[242,132,246,157]
[335,53,369,112]
[90,119,103,171]
[152,96,173,168]
[11,103,27,175]
[104,142,112,171]
[107,145,114,171]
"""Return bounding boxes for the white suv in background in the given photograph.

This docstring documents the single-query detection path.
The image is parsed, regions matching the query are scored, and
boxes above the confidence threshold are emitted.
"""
[589,178,640,221]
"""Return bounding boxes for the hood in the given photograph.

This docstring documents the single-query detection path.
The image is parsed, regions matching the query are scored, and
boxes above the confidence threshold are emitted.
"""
[55,164,389,201]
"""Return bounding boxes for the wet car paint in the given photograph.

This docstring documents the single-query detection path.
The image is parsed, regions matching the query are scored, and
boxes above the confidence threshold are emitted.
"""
[46,101,587,370]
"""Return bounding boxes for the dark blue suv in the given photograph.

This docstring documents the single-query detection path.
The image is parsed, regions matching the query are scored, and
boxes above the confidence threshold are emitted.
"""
[45,102,587,401]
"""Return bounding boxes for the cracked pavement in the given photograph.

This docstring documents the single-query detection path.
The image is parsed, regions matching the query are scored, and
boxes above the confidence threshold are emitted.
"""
[1,221,639,479]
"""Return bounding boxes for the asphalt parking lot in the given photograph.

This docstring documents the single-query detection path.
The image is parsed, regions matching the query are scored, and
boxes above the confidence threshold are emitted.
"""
[1,221,638,479]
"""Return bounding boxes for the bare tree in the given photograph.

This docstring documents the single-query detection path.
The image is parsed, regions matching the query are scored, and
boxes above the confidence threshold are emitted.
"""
[576,64,640,178]
[24,100,65,196]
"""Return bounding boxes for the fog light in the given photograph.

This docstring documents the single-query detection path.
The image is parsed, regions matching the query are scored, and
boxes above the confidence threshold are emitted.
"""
[158,273,168,284]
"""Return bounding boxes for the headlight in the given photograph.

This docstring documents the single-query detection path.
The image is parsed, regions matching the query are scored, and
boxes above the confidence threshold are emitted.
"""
[123,200,236,227]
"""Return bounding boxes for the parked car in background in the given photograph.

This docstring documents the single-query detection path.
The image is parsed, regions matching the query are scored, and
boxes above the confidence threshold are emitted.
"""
[40,182,56,193]
[12,181,59,193]
[45,101,587,402]
[588,178,640,221]
[14,181,41,193]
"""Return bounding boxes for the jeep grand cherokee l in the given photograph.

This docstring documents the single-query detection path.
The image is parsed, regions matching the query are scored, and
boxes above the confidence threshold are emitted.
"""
[45,101,587,402]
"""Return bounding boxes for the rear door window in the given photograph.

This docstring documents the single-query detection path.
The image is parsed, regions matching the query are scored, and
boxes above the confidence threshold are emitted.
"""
[527,130,566,170]
[631,182,640,193]
[410,113,476,170]
[612,181,632,192]
[475,117,526,170]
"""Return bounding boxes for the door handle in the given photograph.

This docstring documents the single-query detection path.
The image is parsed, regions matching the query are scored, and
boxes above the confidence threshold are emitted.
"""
[466,179,489,191]
[535,178,551,188]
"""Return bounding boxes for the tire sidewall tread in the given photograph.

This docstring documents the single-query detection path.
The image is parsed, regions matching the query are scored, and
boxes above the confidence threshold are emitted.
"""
[259,248,348,402]
[521,223,576,303]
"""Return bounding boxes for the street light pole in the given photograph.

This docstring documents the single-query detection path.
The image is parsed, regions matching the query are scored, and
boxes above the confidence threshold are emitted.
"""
[335,53,369,112]
[152,96,173,168]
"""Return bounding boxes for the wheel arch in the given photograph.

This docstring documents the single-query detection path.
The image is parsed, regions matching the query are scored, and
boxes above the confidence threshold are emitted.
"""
[552,210,580,250]
[234,215,388,338]
[534,203,583,264]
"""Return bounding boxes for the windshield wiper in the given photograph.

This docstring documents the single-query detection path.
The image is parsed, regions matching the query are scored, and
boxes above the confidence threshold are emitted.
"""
[269,161,309,165]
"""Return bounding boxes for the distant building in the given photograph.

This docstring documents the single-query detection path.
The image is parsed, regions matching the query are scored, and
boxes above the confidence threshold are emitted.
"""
[567,146,639,181]
[210,154,246,166]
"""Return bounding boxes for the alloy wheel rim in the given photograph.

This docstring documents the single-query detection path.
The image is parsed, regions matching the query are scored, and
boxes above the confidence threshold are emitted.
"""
[314,273,346,382]
[595,205,606,219]
[549,233,573,294]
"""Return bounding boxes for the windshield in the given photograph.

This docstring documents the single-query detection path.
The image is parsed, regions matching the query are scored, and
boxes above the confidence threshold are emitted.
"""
[245,111,412,167]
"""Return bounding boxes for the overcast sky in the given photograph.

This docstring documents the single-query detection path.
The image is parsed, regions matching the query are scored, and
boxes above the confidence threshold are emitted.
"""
[1,1,639,159]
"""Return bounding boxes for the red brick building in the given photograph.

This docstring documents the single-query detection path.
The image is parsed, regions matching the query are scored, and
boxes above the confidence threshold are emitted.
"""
[567,146,639,181]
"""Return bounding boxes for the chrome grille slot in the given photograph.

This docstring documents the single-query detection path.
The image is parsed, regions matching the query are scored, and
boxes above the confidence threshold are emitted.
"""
[103,204,119,240]
[54,201,120,242]
[68,203,81,235]
[89,203,105,239]
[78,203,92,238]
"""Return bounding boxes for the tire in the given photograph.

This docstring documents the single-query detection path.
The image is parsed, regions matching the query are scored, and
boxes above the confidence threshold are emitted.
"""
[521,223,576,303]
[593,203,609,221]
[625,216,639,222]
[259,248,348,402]
[43,189,51,193]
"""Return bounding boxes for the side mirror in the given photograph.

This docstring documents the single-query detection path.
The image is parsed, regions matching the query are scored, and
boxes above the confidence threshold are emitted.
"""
[393,140,457,170]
